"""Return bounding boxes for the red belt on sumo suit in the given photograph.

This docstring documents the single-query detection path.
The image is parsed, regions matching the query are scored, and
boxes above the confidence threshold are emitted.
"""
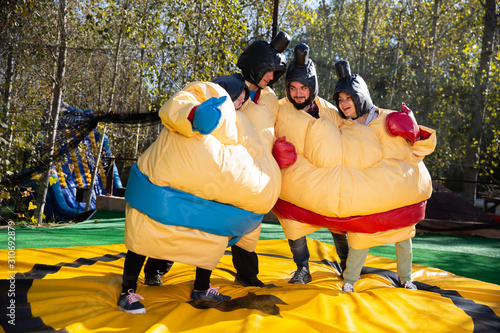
[271,199,426,234]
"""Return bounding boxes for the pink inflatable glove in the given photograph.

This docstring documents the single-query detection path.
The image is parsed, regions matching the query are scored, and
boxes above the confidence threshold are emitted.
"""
[386,102,421,145]
[273,136,297,168]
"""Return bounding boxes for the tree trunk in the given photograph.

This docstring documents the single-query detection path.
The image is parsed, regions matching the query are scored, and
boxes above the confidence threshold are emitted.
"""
[326,0,345,99]
[359,0,370,76]
[35,0,68,223]
[1,42,15,181]
[86,22,124,210]
[429,0,440,69]
[107,30,122,114]
[134,47,145,158]
[462,0,497,204]
[425,0,441,101]
[389,6,404,107]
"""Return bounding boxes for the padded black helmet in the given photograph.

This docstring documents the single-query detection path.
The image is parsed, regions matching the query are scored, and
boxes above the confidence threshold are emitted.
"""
[237,31,291,87]
[285,43,318,109]
[212,73,249,104]
[332,60,373,119]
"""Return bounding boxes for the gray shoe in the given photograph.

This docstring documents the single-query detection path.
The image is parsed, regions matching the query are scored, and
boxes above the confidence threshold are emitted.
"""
[342,282,354,293]
[288,266,312,284]
[401,280,417,290]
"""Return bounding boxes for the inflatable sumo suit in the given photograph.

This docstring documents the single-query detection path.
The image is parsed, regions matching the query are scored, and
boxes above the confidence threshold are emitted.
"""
[226,33,290,280]
[273,60,436,250]
[124,76,281,271]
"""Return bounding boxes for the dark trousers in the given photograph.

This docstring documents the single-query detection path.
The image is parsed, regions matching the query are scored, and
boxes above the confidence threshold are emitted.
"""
[288,232,349,271]
[231,245,259,278]
[122,250,210,292]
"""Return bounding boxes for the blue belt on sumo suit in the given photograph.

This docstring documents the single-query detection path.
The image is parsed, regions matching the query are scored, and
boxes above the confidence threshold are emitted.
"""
[125,163,264,246]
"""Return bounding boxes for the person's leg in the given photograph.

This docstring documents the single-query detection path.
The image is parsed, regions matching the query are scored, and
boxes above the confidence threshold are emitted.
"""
[288,236,312,284]
[118,250,147,314]
[396,239,412,281]
[330,232,349,272]
[396,239,417,289]
[342,247,369,292]
[193,266,212,291]
[143,258,174,286]
[122,250,146,293]
[232,245,263,286]
[288,236,310,267]
[191,267,231,301]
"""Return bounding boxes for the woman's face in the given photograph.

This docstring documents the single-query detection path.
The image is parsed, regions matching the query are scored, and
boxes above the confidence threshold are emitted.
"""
[233,91,246,110]
[338,92,356,118]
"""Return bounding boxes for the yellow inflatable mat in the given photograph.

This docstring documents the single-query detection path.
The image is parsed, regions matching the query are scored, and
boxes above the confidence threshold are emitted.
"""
[1,239,499,332]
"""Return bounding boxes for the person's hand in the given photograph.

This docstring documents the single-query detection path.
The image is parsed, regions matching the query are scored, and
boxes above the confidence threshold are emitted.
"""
[191,96,227,135]
[272,136,297,168]
[386,102,421,145]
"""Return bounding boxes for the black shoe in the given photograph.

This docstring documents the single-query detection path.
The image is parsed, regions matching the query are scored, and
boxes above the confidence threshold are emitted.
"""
[191,285,231,301]
[143,260,173,286]
[144,270,164,286]
[288,266,312,284]
[234,274,265,287]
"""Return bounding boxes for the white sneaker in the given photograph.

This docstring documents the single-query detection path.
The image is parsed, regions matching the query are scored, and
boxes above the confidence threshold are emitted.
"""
[402,280,417,290]
[343,282,354,293]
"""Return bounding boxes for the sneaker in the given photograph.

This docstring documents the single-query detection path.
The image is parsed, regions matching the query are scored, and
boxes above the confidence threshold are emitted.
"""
[234,274,265,287]
[401,280,417,290]
[117,289,146,314]
[144,260,173,286]
[191,285,231,301]
[342,282,354,293]
[144,270,164,286]
[288,266,312,284]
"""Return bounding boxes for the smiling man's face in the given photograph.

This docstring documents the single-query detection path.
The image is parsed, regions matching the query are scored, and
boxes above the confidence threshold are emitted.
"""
[289,81,310,106]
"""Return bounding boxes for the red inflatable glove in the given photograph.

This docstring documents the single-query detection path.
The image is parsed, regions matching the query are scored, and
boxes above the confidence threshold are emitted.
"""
[273,136,297,168]
[386,102,421,145]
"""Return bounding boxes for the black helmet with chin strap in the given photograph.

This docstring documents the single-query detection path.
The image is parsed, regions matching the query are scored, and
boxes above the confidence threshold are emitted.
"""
[285,43,318,110]
[237,31,291,87]
[332,60,373,119]
[212,73,249,105]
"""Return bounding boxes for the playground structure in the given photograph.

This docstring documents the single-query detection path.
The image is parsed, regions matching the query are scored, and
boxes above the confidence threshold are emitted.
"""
[1,102,159,223]
[35,104,124,222]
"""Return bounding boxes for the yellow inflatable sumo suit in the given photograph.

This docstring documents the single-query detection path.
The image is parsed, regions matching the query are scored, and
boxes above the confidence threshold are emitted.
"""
[124,80,281,270]
[228,84,280,253]
[275,96,435,248]
[228,31,291,287]
[274,86,436,251]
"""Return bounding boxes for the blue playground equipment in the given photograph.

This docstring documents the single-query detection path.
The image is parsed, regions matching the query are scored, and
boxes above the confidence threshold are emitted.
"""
[42,104,123,221]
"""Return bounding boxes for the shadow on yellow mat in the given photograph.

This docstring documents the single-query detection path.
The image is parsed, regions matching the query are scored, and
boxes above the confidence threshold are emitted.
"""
[1,239,499,332]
